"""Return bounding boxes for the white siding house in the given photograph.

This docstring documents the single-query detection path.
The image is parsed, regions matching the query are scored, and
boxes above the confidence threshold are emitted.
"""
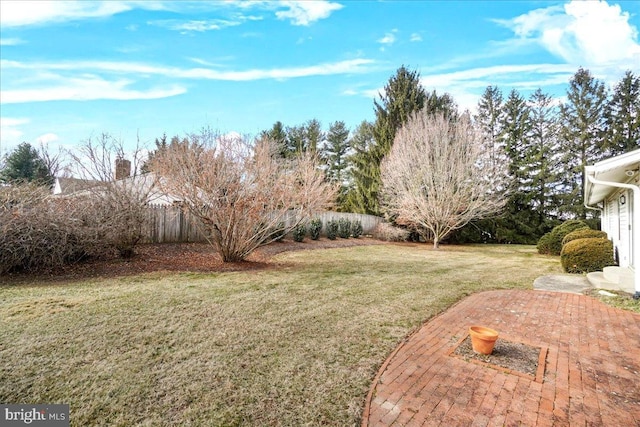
[584,148,640,298]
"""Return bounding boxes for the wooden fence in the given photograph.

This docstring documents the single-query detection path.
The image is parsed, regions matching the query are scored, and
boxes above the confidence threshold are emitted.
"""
[143,204,208,243]
[143,204,382,243]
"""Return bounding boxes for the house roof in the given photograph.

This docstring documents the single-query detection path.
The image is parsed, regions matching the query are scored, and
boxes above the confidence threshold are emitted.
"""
[53,173,181,206]
[584,148,640,205]
[53,177,101,195]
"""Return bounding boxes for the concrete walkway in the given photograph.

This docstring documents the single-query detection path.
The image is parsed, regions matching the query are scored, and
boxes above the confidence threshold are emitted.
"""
[362,290,640,426]
[532,274,592,294]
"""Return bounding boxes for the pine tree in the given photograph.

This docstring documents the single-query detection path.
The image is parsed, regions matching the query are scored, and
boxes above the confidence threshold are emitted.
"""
[323,121,350,183]
[496,89,540,242]
[260,121,289,158]
[344,120,375,213]
[425,90,458,120]
[0,142,54,186]
[304,119,323,154]
[559,68,608,219]
[475,86,506,170]
[282,119,324,156]
[528,89,562,225]
[605,70,640,155]
[355,66,427,215]
[141,133,168,173]
[285,125,306,156]
[322,121,351,209]
[373,66,427,157]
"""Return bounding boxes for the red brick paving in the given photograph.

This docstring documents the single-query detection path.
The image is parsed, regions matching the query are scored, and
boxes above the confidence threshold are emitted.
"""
[362,290,640,427]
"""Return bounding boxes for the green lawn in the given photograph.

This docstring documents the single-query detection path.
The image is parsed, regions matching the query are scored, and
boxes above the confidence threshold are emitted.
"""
[0,244,561,426]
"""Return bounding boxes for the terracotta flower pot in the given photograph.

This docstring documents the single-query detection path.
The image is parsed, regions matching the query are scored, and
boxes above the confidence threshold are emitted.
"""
[469,326,499,355]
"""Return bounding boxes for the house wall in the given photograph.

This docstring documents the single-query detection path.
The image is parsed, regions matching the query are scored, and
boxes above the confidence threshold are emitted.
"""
[603,184,637,269]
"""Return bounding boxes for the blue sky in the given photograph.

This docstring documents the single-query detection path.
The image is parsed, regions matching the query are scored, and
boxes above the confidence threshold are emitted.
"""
[1,0,639,155]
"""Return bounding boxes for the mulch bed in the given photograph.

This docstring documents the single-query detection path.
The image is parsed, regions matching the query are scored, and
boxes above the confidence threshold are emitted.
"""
[453,336,542,378]
[1,238,383,284]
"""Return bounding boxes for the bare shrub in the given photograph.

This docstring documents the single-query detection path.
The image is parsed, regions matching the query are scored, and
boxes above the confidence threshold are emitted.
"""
[371,222,410,242]
[151,131,336,262]
[67,134,155,258]
[0,184,102,274]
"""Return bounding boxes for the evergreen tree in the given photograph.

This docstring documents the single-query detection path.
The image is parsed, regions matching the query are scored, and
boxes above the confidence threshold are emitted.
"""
[304,119,323,154]
[425,90,458,120]
[474,86,506,169]
[141,133,168,173]
[260,121,289,158]
[285,125,306,156]
[322,121,351,209]
[559,68,608,219]
[495,89,539,242]
[0,142,54,186]
[356,66,427,215]
[469,86,514,242]
[528,89,562,225]
[323,121,350,183]
[282,119,324,156]
[373,66,426,157]
[605,70,640,155]
[344,120,375,213]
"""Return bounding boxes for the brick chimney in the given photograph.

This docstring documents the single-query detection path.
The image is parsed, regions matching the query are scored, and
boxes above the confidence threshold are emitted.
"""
[115,158,131,180]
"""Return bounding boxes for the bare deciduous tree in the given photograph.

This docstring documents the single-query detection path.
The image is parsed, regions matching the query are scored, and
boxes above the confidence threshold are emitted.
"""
[152,131,336,262]
[67,133,155,258]
[380,113,509,248]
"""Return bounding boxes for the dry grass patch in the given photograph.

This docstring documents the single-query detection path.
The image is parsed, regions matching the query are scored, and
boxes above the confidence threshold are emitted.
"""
[584,288,640,313]
[0,244,561,426]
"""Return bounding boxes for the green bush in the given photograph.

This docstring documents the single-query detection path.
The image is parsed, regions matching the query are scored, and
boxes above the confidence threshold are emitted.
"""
[560,237,615,273]
[338,218,351,239]
[537,220,589,255]
[562,228,608,246]
[536,232,554,255]
[350,220,363,238]
[309,218,322,240]
[292,223,306,242]
[326,220,339,240]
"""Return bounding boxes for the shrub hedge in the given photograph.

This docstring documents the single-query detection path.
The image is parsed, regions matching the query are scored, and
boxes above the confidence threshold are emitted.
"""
[562,228,608,246]
[308,218,322,240]
[337,218,351,239]
[292,223,306,242]
[560,237,615,274]
[537,220,590,255]
[350,220,363,238]
[326,220,339,240]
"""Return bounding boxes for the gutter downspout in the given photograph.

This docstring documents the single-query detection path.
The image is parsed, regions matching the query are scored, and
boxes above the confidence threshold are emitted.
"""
[586,173,640,299]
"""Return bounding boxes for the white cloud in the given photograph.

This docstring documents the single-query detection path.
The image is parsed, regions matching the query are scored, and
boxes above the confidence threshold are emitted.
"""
[497,0,640,68]
[0,1,135,27]
[1,58,376,89]
[36,133,60,145]
[149,18,243,32]
[1,74,186,104]
[410,33,422,42]
[0,38,25,46]
[275,1,343,26]
[378,30,397,45]
[419,63,576,88]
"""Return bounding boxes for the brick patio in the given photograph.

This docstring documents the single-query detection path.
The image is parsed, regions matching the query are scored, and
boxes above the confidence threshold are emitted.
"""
[362,290,640,426]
